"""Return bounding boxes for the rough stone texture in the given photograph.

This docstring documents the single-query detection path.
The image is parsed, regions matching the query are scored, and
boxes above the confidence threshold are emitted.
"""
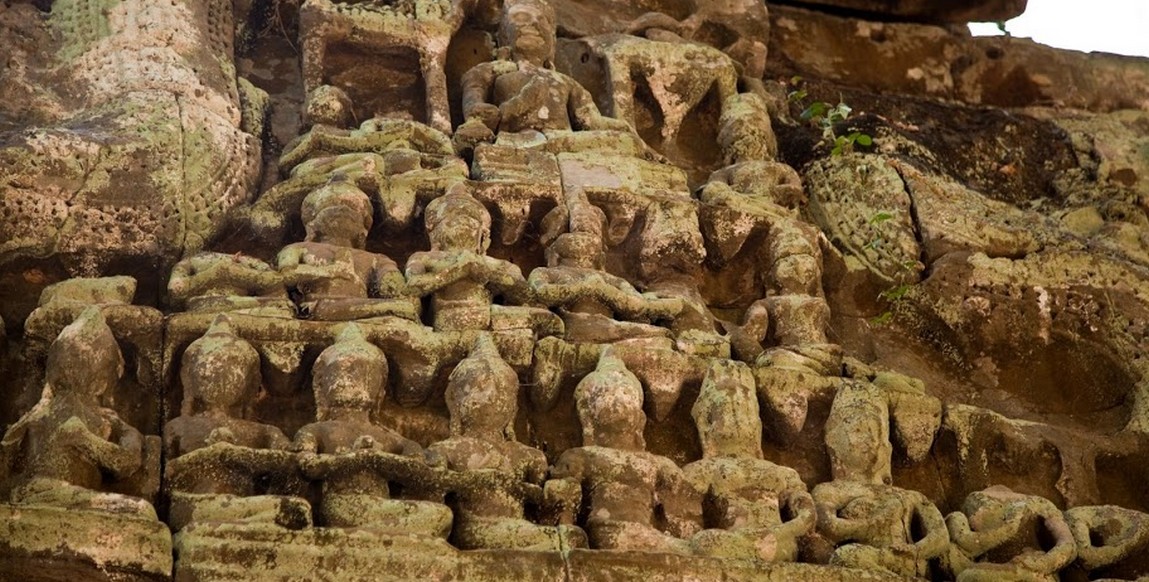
[1,0,1149,580]
[776,0,1026,24]
[768,4,1149,112]
[0,0,264,325]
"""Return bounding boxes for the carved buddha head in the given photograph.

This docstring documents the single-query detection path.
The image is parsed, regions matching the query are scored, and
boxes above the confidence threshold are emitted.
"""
[446,334,518,440]
[575,349,646,450]
[301,180,374,248]
[424,184,492,254]
[545,232,604,270]
[46,307,124,401]
[179,315,260,417]
[312,325,387,420]
[499,0,556,67]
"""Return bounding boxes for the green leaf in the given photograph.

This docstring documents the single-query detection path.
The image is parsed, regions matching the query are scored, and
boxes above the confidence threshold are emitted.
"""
[790,75,804,86]
[880,284,913,302]
[855,133,873,146]
[868,211,895,225]
[830,135,848,156]
[800,102,827,121]
[870,312,894,326]
[787,89,808,103]
[829,103,852,123]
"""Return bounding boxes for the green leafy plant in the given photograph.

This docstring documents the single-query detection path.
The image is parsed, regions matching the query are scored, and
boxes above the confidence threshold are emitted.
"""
[788,77,874,156]
[865,211,917,325]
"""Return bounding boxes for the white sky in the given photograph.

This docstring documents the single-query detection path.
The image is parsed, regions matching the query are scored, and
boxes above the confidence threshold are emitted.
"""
[968,0,1149,58]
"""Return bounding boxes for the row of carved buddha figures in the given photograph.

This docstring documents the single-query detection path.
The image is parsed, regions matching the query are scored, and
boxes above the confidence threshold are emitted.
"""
[3,307,1147,580]
[170,173,830,365]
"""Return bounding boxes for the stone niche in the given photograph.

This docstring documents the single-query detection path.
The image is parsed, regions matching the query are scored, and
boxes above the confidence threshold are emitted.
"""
[1,0,1149,581]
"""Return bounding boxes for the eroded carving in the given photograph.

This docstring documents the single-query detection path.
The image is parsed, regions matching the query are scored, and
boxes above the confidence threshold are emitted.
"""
[551,349,699,553]
[294,325,452,537]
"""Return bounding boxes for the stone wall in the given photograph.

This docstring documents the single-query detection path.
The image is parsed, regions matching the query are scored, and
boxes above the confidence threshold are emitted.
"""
[1,0,1148,580]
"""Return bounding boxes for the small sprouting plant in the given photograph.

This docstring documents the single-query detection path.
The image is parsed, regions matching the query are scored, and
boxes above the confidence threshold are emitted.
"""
[865,210,916,326]
[871,279,913,327]
[787,77,873,156]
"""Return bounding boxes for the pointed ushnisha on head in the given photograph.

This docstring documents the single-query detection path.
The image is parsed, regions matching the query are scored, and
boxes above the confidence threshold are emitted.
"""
[46,307,124,400]
[446,334,518,439]
[574,348,645,450]
[180,314,261,417]
[312,324,387,421]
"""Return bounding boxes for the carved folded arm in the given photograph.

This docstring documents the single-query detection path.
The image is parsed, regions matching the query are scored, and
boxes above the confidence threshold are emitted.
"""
[909,500,950,559]
[370,267,408,299]
[62,417,141,479]
[460,63,507,128]
[568,83,628,133]
[777,490,818,539]
[404,257,473,295]
[483,259,531,303]
[1013,513,1077,573]
[945,511,1021,557]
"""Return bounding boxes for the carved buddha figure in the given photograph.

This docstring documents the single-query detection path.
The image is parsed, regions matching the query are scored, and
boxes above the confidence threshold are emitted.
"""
[0,308,155,517]
[550,349,699,553]
[811,478,949,578]
[946,486,1076,581]
[167,252,290,315]
[293,325,452,537]
[163,315,308,529]
[683,360,815,562]
[276,179,418,321]
[529,230,681,343]
[455,0,631,147]
[427,334,587,550]
[405,184,555,333]
[1065,504,1149,578]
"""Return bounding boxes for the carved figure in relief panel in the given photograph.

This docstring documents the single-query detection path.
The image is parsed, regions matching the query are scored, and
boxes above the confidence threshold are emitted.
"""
[530,193,682,343]
[1065,505,1149,579]
[276,179,420,321]
[293,325,453,537]
[405,183,559,334]
[164,315,310,530]
[636,195,728,358]
[454,0,632,150]
[427,334,588,550]
[824,373,942,488]
[623,1,769,80]
[168,252,293,316]
[0,308,157,517]
[299,0,476,134]
[811,478,949,579]
[698,161,833,365]
[550,349,701,554]
[567,33,738,165]
[250,118,467,244]
[945,486,1076,581]
[683,360,815,562]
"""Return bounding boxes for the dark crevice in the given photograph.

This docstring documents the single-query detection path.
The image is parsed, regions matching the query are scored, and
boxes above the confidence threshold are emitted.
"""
[890,162,932,279]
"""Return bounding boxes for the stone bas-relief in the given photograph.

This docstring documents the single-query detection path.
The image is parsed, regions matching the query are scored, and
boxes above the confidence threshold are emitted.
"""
[2,0,1149,580]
